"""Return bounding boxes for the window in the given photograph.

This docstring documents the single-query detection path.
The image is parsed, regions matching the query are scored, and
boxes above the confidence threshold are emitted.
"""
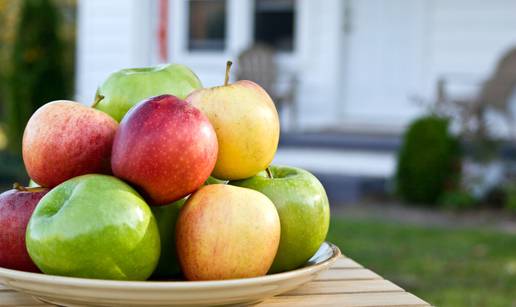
[188,0,227,51]
[254,0,295,52]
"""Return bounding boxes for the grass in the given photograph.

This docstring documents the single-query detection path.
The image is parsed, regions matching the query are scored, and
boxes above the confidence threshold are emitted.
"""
[327,217,516,307]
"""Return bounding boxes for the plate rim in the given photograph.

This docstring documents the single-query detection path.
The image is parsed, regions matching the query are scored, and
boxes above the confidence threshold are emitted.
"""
[0,242,341,290]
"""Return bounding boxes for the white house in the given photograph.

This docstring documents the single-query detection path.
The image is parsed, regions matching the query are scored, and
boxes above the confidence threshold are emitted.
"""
[76,0,516,133]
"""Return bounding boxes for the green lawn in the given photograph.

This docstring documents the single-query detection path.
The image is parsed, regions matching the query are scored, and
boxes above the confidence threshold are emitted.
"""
[327,217,516,307]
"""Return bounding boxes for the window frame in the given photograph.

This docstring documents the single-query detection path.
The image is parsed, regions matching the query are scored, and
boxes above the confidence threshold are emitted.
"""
[172,0,301,58]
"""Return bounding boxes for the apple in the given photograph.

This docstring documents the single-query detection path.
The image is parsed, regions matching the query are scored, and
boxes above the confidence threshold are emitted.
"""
[23,101,118,188]
[151,198,186,278]
[94,64,202,122]
[186,62,280,180]
[111,95,218,205]
[0,184,48,272]
[26,174,160,281]
[204,176,227,185]
[231,165,330,273]
[176,184,280,281]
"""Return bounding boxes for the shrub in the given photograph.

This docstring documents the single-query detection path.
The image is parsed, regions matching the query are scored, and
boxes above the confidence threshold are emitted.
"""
[438,190,477,209]
[503,183,516,212]
[395,115,461,204]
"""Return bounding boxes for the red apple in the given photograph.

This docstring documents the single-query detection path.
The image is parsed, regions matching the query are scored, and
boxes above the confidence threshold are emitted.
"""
[0,185,49,272]
[23,100,118,188]
[111,95,218,205]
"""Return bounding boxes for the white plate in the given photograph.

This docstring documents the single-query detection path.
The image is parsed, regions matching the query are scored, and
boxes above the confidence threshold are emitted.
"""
[0,242,340,306]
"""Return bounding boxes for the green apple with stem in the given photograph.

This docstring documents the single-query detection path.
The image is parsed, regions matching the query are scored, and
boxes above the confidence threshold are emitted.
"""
[94,64,202,122]
[231,165,330,273]
[26,174,160,281]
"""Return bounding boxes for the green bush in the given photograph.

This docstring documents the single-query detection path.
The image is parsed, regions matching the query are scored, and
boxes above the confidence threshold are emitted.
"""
[1,0,70,153]
[395,115,461,204]
[503,182,516,212]
[438,190,477,210]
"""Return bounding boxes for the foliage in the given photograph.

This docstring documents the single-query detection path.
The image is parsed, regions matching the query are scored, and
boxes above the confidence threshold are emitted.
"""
[502,182,516,211]
[438,190,477,210]
[328,217,516,307]
[1,0,72,153]
[395,115,461,204]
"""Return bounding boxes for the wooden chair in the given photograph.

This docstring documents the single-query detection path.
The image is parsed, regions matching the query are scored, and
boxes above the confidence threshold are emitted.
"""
[237,44,298,130]
[437,47,516,138]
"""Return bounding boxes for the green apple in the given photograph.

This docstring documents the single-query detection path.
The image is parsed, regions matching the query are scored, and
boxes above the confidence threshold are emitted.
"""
[151,198,186,277]
[94,64,202,122]
[231,165,330,273]
[26,174,160,281]
[204,176,228,185]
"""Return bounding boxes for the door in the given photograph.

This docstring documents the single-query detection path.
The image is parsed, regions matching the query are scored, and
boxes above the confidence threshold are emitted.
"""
[341,0,427,130]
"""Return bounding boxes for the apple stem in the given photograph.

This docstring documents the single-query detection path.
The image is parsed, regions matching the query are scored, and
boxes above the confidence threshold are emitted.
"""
[224,61,232,86]
[13,182,28,191]
[91,91,104,108]
[12,182,46,193]
[265,167,273,179]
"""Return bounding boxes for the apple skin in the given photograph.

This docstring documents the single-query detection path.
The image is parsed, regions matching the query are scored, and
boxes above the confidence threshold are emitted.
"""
[26,174,160,281]
[231,165,330,273]
[111,95,218,205]
[94,64,202,122]
[151,198,186,278]
[0,187,48,272]
[151,175,222,277]
[176,184,281,281]
[186,80,280,180]
[204,176,228,185]
[23,101,118,188]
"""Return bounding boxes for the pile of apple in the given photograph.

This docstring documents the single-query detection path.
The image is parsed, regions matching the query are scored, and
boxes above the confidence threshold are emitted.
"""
[0,62,329,281]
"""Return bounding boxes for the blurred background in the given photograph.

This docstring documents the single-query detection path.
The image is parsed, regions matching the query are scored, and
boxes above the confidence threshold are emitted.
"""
[1,0,516,306]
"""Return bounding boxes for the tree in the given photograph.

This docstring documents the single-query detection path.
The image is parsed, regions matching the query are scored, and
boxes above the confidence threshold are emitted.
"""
[2,0,70,153]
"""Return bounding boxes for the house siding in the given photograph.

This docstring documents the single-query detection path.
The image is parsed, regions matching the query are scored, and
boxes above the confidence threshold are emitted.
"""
[75,0,516,132]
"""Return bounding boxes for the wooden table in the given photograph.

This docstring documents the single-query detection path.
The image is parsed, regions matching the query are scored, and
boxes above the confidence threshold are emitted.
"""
[0,256,431,306]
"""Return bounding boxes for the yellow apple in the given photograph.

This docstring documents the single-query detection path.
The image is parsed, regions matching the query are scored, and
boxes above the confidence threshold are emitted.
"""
[186,62,280,180]
[176,184,280,280]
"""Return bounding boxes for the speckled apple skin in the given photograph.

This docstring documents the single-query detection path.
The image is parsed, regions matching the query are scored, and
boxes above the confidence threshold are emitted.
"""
[111,95,218,205]
[176,184,281,281]
[186,80,280,180]
[0,188,48,272]
[22,101,118,188]
[231,165,330,273]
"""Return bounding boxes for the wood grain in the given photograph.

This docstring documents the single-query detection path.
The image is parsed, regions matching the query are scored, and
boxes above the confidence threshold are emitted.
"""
[331,258,363,269]
[283,279,403,295]
[315,268,381,281]
[262,292,430,306]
